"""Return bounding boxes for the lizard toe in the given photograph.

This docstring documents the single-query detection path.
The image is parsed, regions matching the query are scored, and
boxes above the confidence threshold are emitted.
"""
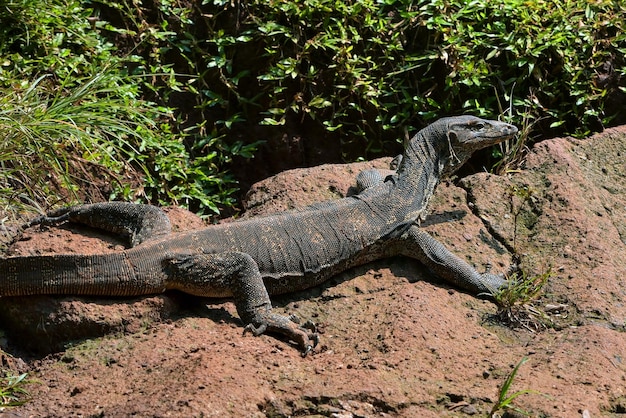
[301,319,317,332]
[242,322,268,337]
[300,330,319,357]
[243,312,319,354]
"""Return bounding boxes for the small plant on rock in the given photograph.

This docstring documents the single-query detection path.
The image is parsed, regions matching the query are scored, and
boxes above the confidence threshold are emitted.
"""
[492,269,553,332]
[0,372,33,407]
[490,357,540,417]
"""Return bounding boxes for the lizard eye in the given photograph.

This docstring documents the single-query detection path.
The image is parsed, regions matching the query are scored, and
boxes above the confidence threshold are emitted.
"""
[470,122,485,131]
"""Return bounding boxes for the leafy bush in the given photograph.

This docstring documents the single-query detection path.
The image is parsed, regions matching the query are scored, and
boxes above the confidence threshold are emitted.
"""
[0,0,241,217]
[417,0,626,137]
[139,0,624,154]
[1,0,624,217]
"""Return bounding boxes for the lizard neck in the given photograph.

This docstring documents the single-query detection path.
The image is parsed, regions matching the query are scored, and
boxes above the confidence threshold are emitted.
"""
[390,125,448,223]
[349,125,448,232]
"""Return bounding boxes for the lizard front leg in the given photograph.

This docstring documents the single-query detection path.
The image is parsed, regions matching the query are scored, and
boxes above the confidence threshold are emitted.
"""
[163,252,318,355]
[398,225,508,296]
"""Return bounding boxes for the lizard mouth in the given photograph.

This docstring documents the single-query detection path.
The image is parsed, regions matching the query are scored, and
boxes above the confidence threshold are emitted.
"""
[491,122,518,138]
[467,123,518,147]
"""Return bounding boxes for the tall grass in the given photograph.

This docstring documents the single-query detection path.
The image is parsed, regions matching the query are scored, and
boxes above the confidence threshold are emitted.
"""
[0,72,169,219]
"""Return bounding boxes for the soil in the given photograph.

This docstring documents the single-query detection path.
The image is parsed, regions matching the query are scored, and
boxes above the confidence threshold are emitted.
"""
[1,127,625,417]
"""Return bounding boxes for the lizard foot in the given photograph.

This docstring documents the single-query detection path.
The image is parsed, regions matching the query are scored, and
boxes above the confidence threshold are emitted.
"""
[477,272,509,298]
[23,212,71,229]
[479,264,522,296]
[243,312,319,356]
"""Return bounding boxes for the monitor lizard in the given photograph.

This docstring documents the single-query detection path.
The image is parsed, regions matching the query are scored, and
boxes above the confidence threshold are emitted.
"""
[0,115,518,354]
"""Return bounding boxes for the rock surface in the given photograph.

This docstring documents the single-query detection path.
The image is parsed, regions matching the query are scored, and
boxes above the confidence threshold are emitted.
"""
[1,127,625,417]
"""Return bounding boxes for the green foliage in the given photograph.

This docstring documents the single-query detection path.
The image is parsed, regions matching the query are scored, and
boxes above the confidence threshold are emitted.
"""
[249,0,422,149]
[418,0,626,137]
[1,0,625,215]
[1,73,150,209]
[493,270,550,311]
[0,0,242,216]
[0,372,32,407]
[157,0,625,154]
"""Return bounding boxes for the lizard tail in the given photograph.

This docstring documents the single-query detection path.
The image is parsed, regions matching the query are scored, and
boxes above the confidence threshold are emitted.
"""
[0,253,164,297]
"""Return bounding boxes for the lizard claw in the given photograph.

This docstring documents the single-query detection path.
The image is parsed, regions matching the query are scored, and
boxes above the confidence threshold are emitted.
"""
[304,332,320,356]
[480,264,522,296]
[242,312,319,355]
[478,272,510,296]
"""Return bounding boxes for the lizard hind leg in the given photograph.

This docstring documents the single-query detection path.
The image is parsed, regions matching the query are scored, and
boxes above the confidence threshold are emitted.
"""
[163,252,319,355]
[25,202,172,247]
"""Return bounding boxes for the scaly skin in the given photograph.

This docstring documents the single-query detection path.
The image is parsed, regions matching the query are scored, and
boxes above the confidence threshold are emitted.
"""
[0,116,517,354]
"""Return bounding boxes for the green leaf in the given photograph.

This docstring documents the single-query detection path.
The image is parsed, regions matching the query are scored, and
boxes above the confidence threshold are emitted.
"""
[308,96,332,108]
[260,117,285,126]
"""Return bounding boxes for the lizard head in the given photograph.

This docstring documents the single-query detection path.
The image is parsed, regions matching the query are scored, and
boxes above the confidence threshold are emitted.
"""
[436,115,518,176]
